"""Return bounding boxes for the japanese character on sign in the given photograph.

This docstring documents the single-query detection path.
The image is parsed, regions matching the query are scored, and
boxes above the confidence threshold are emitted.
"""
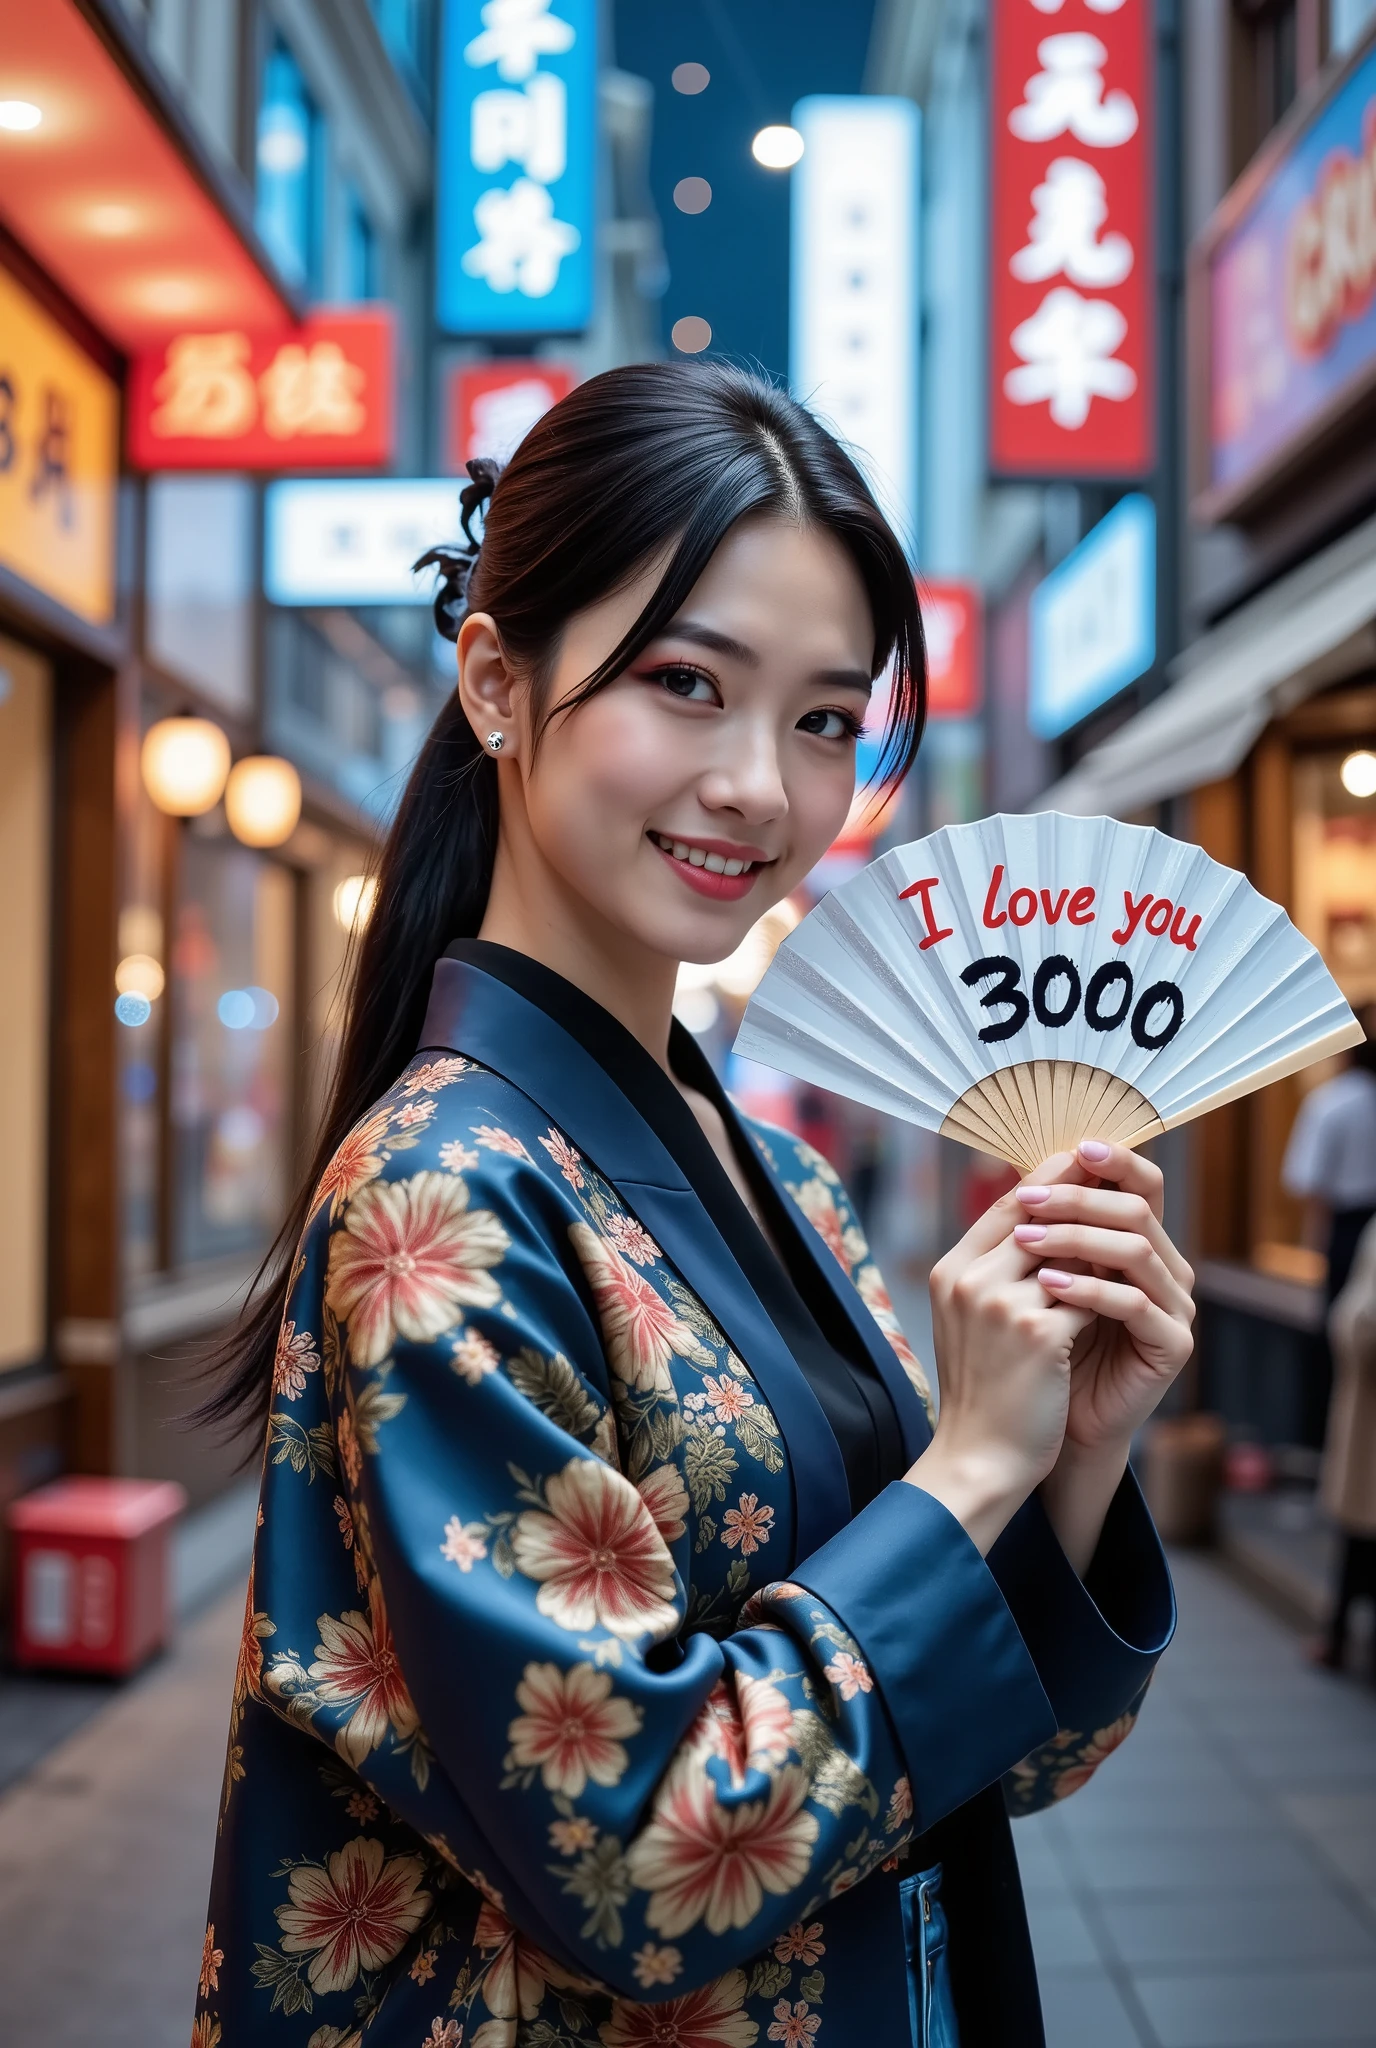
[461,176,581,298]
[1005,285,1137,427]
[464,0,574,83]
[259,342,367,439]
[1010,157,1133,287]
[150,333,259,440]
[1008,34,1138,148]
[471,71,567,183]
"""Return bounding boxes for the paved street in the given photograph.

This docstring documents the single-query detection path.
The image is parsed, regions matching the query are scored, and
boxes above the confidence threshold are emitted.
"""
[1018,1551,1376,2048]
[0,1534,1373,2046]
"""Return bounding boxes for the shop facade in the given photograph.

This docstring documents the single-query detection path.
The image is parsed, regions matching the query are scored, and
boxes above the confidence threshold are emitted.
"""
[1040,16,1376,1457]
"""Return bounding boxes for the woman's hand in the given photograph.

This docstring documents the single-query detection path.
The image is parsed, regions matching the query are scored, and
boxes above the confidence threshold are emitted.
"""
[1013,1140,1196,1571]
[906,1184,1098,1554]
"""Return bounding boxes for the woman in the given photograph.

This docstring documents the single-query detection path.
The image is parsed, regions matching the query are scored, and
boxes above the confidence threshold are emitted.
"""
[195,364,1190,2048]
[1317,1212,1376,1677]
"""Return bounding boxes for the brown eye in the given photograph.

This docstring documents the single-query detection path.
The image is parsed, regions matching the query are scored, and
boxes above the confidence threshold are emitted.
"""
[655,663,717,702]
[799,707,863,740]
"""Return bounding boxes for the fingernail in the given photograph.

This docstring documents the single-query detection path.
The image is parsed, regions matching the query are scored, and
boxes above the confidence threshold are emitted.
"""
[1038,1267,1074,1287]
[1079,1140,1111,1162]
[1016,1184,1050,1205]
[1013,1223,1046,1244]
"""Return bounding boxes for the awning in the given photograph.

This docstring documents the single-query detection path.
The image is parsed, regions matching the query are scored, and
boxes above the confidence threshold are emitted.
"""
[1036,506,1376,816]
[0,0,295,351]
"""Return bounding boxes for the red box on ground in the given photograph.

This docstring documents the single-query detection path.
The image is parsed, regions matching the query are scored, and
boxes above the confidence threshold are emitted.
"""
[7,1476,187,1676]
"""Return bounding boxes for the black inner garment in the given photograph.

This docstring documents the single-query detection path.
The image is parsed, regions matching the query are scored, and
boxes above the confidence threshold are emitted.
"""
[443,939,906,1512]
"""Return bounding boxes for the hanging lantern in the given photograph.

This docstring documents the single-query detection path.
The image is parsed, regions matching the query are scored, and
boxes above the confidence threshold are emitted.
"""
[140,716,231,817]
[225,755,302,848]
[333,873,378,934]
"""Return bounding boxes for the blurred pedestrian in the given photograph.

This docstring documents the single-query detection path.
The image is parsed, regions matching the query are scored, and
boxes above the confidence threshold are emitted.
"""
[1315,1212,1376,1675]
[1282,1006,1376,1309]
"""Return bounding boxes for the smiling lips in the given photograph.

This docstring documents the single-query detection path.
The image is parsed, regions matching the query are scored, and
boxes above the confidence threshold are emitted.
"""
[648,829,771,902]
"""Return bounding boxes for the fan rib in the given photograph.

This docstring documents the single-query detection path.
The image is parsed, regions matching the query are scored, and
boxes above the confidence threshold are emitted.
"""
[941,1063,1162,1172]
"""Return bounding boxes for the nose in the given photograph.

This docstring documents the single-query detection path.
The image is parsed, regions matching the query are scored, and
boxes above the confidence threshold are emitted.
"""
[697,716,788,827]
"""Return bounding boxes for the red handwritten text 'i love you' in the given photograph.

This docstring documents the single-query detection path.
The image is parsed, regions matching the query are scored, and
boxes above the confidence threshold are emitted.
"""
[898,866,1203,952]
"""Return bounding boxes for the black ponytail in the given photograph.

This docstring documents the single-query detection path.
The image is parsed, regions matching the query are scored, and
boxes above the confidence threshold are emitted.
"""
[201,360,926,1438]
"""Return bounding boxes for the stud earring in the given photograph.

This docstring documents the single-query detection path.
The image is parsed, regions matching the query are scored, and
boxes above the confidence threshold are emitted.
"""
[485,731,505,753]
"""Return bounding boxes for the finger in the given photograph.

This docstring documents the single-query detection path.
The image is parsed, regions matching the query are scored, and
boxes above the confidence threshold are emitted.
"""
[1036,1269,1195,1368]
[1011,1222,1188,1314]
[1073,1139,1164,1218]
[1013,1184,1192,1290]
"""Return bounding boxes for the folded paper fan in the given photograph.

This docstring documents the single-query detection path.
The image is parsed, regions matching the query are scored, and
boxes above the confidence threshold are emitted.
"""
[735,814,1362,1172]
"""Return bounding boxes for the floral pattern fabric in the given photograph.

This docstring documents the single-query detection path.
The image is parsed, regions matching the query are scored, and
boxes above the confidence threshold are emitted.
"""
[197,1044,1167,2048]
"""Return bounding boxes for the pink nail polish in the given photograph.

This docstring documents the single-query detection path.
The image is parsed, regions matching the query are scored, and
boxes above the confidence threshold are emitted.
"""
[1016,1184,1050,1204]
[1079,1140,1111,1163]
[1013,1223,1046,1244]
[1038,1267,1074,1287]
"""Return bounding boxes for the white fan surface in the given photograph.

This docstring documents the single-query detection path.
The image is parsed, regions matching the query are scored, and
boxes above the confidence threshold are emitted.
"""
[735,814,1361,1171]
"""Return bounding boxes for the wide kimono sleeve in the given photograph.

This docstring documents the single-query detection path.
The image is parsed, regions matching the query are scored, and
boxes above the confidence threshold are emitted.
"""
[753,1122,1176,1826]
[263,1068,1074,2003]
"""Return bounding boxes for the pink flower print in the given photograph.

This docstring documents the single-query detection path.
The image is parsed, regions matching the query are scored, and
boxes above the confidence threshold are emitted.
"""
[549,1815,598,1856]
[773,1920,825,1966]
[695,1674,794,1788]
[603,1209,662,1267]
[441,1518,488,1573]
[885,1774,913,1832]
[601,1967,757,2048]
[199,1922,223,1998]
[274,1836,431,1994]
[422,2021,461,2048]
[337,1410,363,1487]
[510,1455,679,1641]
[451,1326,500,1386]
[790,1177,853,1273]
[626,1758,819,1937]
[538,1128,585,1188]
[439,1139,479,1173]
[309,1107,392,1223]
[702,1374,754,1425]
[768,1998,821,2046]
[333,1496,354,1548]
[721,1493,774,1555]
[637,1462,690,1545]
[325,1170,509,1367]
[345,1789,379,1822]
[505,1660,642,1797]
[403,1055,470,1094]
[630,1942,683,1989]
[823,1652,872,1701]
[308,1579,419,1767]
[568,1221,712,1392]
[272,1320,320,1400]
[393,1098,436,1129]
[1051,1712,1137,1798]
[471,1124,531,1160]
[410,1948,438,1984]
[473,1903,589,2023]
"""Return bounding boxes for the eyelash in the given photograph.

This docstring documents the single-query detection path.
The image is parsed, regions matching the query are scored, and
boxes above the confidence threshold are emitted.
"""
[645,663,865,741]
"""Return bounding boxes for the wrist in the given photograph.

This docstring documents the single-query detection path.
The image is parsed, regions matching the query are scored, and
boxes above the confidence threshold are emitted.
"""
[904,1440,1035,1556]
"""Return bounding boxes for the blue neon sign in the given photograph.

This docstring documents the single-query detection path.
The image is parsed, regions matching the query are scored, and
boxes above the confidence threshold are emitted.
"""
[436,0,596,336]
[1029,494,1156,739]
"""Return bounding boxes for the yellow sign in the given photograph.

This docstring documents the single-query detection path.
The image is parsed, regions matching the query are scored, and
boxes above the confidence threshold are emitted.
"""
[0,267,117,625]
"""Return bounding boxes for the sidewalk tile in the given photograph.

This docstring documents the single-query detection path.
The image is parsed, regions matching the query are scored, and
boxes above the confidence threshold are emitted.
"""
[1099,1889,1376,1968]
[1135,1965,1376,2046]
[1066,1822,1314,1893]
[1037,1967,1145,2048]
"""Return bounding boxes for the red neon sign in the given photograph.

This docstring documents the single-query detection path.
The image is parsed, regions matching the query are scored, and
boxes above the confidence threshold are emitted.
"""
[989,0,1153,477]
[921,581,984,718]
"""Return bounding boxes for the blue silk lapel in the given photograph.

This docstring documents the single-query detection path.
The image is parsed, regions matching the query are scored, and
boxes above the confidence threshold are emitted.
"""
[745,1131,934,1466]
[419,958,853,1560]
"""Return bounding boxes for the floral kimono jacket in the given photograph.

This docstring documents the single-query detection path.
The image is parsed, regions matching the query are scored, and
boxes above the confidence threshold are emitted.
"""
[197,942,1174,2048]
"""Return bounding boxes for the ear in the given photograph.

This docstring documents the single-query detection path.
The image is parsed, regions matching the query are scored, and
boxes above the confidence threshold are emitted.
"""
[456,611,519,753]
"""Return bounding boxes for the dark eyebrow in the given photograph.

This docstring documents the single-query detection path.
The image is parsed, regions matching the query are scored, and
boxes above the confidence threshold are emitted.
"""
[657,620,873,695]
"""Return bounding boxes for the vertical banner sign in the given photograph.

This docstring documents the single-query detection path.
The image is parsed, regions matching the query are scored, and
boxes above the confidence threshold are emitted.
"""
[437,0,597,335]
[921,581,984,718]
[990,0,1153,476]
[791,97,921,550]
[447,358,575,469]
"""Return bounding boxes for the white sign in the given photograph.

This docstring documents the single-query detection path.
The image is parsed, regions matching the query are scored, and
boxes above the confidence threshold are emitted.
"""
[264,480,460,606]
[790,96,920,551]
[1029,492,1155,737]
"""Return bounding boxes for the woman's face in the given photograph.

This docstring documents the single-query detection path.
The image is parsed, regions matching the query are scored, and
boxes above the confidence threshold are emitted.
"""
[494,516,876,968]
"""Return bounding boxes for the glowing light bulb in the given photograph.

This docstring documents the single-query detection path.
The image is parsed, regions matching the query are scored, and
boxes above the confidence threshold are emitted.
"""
[1340,750,1376,798]
[751,125,804,169]
[333,874,378,934]
[224,755,302,848]
[141,717,231,816]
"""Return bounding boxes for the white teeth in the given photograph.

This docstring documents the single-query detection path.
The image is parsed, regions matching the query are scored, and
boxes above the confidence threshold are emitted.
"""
[672,840,690,860]
[651,830,756,876]
[703,852,727,874]
[723,858,745,876]
[688,847,707,867]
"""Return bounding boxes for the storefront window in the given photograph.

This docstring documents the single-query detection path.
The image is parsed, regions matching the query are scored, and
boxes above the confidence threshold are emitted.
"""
[256,41,323,292]
[1292,750,1376,1010]
[169,826,295,1268]
[145,476,255,715]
